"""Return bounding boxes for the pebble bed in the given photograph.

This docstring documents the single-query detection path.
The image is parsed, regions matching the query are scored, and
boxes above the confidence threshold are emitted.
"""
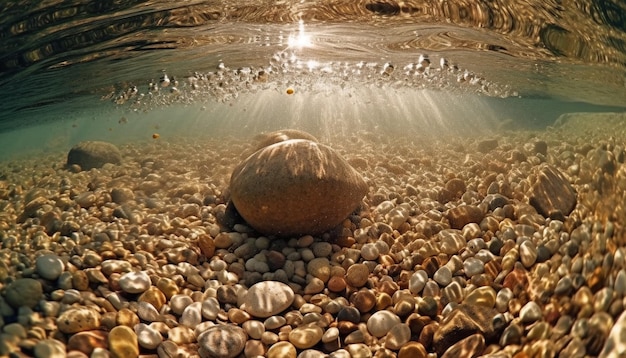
[1,114,626,358]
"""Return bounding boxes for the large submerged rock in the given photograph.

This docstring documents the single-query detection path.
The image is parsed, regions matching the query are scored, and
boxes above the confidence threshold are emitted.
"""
[528,164,577,219]
[67,141,122,170]
[229,131,367,236]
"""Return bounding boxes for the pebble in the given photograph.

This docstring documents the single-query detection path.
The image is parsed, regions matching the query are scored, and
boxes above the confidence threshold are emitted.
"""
[198,325,247,358]
[464,286,496,308]
[118,271,151,294]
[57,307,101,334]
[409,270,428,294]
[180,302,203,327]
[108,325,139,358]
[346,264,370,288]
[4,278,43,308]
[308,258,331,282]
[242,281,295,318]
[439,230,466,255]
[347,343,372,358]
[35,254,65,281]
[463,257,484,277]
[367,311,401,337]
[67,331,108,355]
[322,327,340,343]
[137,301,162,322]
[34,339,66,358]
[440,333,485,358]
[361,243,380,261]
[243,320,265,339]
[289,323,324,349]
[385,323,411,350]
[519,301,542,323]
[520,240,538,268]
[135,323,162,349]
[398,341,427,358]
[434,266,452,286]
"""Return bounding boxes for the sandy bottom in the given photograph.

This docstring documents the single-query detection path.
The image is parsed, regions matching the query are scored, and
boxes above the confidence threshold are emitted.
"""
[0,112,625,358]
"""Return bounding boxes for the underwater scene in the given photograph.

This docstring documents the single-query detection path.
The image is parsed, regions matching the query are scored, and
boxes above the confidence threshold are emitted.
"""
[1,1,626,357]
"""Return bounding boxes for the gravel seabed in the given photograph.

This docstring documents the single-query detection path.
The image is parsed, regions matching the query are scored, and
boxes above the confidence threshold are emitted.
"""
[0,113,626,358]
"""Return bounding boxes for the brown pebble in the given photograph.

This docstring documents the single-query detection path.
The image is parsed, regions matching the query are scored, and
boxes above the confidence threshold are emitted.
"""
[418,322,438,349]
[116,308,140,328]
[398,341,428,358]
[446,205,484,230]
[328,276,347,293]
[198,234,216,258]
[138,287,166,310]
[337,321,359,335]
[67,330,108,355]
[352,289,376,313]
[376,292,393,311]
[228,308,251,324]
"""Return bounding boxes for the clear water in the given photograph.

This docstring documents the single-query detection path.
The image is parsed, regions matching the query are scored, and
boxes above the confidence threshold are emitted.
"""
[0,0,625,160]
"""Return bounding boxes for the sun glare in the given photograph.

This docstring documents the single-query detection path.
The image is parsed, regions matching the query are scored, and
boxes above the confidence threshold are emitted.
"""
[288,20,312,49]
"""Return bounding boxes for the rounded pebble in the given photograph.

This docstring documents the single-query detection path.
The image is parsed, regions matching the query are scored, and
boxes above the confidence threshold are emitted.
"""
[118,271,151,294]
[242,281,295,318]
[35,254,65,281]
[367,311,401,337]
[198,325,247,358]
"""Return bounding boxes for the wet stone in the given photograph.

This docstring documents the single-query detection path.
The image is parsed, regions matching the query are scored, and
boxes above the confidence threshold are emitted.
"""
[229,137,367,236]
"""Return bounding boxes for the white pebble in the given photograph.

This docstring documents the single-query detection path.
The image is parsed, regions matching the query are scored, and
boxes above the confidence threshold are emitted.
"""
[136,323,163,349]
[520,301,542,323]
[361,243,380,261]
[409,270,428,294]
[434,266,452,286]
[118,271,151,294]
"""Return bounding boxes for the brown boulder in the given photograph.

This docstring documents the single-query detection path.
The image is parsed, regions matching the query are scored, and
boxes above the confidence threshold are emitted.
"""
[230,138,367,236]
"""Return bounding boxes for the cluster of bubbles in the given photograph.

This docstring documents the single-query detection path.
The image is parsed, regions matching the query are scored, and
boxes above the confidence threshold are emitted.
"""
[104,50,517,112]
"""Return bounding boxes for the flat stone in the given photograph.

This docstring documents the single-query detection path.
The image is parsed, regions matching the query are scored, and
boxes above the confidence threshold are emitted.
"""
[528,164,577,219]
[4,278,43,308]
[242,281,295,318]
[433,304,498,355]
[198,325,247,358]
[58,307,101,334]
[230,137,367,236]
[67,141,122,170]
[108,325,139,358]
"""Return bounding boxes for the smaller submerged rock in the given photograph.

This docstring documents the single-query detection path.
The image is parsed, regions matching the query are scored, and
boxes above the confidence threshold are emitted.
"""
[67,141,122,170]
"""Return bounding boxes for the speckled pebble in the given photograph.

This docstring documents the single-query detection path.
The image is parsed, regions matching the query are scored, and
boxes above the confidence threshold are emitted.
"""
[243,281,295,318]
[57,307,101,334]
[198,325,246,358]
